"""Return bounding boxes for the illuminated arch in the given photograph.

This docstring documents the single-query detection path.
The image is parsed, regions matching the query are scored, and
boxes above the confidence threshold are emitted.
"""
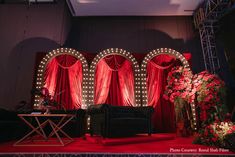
[88,48,141,107]
[141,48,197,131]
[34,48,89,109]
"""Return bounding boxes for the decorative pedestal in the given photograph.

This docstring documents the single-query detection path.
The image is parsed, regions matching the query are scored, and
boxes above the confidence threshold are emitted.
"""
[14,114,75,146]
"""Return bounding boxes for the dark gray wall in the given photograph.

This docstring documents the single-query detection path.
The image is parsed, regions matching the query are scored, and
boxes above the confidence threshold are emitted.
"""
[67,16,195,52]
[217,9,235,110]
[0,3,204,110]
[66,16,203,70]
[0,1,71,110]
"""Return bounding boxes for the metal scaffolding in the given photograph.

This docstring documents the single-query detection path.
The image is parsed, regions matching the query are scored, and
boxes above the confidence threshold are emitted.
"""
[193,0,232,74]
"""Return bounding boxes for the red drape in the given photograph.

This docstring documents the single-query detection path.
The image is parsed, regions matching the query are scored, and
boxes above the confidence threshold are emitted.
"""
[44,54,83,110]
[147,54,176,133]
[94,55,135,106]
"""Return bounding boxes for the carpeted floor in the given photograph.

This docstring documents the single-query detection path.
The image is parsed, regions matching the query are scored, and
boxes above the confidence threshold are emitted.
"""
[0,134,234,155]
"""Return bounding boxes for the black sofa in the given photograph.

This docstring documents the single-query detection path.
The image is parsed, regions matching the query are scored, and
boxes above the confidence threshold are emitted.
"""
[0,108,86,143]
[87,104,154,138]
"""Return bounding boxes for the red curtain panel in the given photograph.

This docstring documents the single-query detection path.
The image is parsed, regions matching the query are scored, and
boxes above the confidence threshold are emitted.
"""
[44,54,83,110]
[94,55,135,106]
[147,54,177,133]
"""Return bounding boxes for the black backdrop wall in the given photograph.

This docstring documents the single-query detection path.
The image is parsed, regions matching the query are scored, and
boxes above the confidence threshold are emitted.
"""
[65,16,203,70]
[217,9,235,111]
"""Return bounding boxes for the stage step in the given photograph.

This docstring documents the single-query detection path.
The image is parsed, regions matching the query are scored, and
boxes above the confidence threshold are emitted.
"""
[86,133,175,145]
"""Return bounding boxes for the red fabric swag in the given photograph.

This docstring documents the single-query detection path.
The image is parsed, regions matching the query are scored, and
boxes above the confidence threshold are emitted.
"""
[147,54,176,133]
[44,54,83,110]
[94,55,135,106]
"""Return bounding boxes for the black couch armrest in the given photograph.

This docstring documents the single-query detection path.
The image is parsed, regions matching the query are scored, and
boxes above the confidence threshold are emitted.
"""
[106,105,154,118]
[87,104,109,115]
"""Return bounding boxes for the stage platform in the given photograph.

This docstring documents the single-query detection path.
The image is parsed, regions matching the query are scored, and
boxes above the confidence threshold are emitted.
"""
[0,134,234,157]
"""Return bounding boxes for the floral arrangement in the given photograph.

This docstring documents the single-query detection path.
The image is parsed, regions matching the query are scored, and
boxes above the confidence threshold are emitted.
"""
[193,121,235,149]
[192,71,227,126]
[31,87,57,107]
[164,67,227,125]
[190,71,235,149]
[164,66,194,104]
[164,66,235,148]
[164,66,194,124]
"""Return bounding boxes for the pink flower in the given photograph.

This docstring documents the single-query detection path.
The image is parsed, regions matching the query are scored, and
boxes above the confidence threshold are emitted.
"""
[163,94,169,100]
[209,129,214,134]
[227,130,233,134]
[212,137,217,142]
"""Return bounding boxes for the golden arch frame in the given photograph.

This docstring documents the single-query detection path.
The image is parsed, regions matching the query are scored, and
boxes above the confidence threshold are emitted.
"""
[88,48,141,107]
[33,48,89,109]
[140,48,197,131]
